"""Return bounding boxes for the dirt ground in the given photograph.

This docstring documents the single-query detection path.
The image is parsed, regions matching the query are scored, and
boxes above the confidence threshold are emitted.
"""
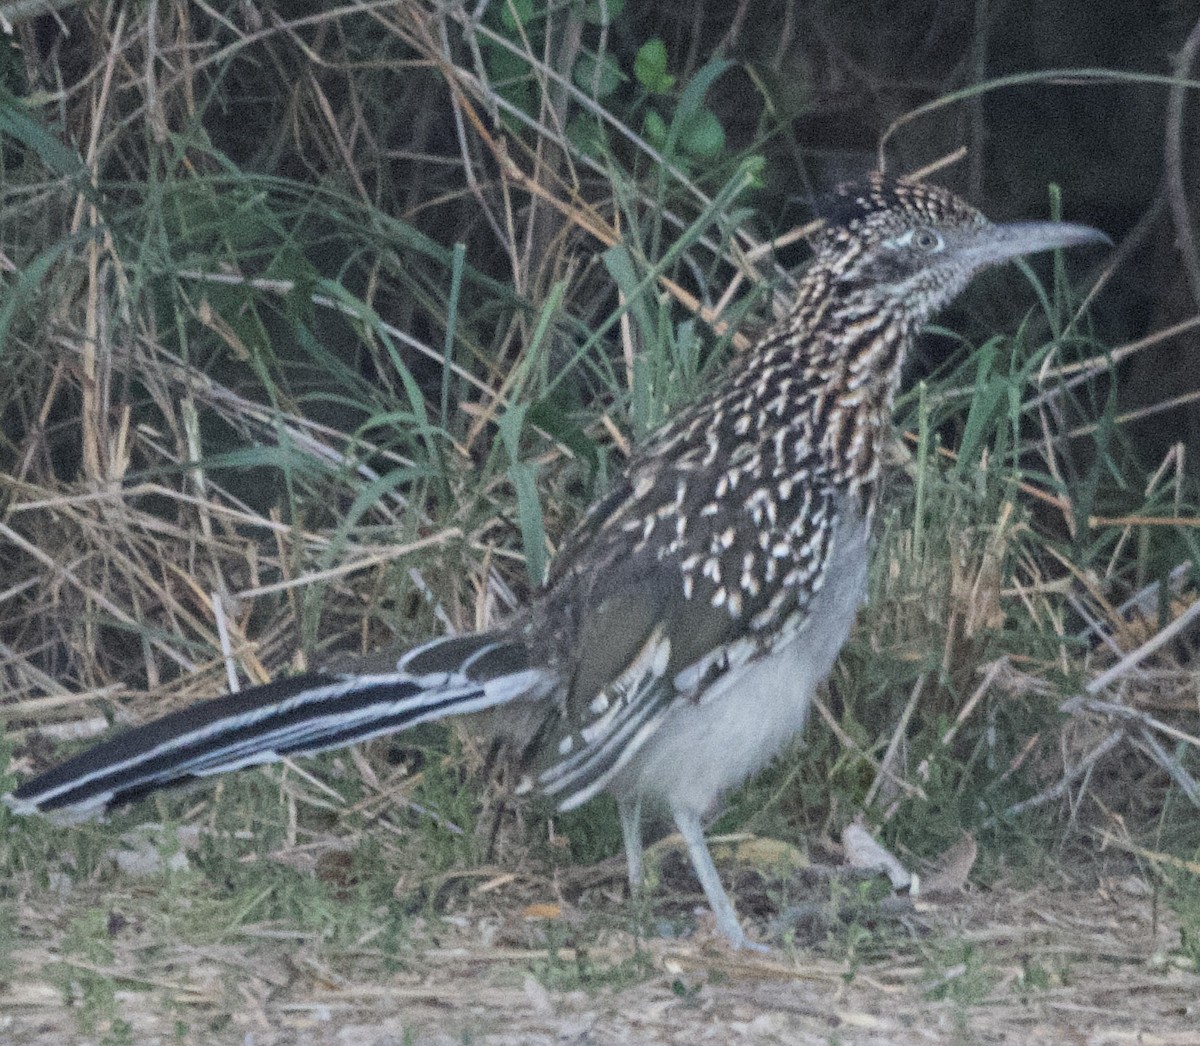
[2,872,1197,1046]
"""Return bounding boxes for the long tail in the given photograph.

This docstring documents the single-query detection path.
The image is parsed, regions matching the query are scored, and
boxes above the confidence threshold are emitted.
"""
[4,634,551,820]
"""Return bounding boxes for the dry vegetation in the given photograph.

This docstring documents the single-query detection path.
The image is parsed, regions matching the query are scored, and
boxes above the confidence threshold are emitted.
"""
[1,2,1199,1043]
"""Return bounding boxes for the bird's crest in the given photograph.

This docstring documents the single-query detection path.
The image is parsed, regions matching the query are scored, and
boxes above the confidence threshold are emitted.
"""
[813,172,986,244]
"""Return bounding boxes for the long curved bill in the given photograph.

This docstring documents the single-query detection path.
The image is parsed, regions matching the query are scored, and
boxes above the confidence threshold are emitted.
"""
[966,220,1112,265]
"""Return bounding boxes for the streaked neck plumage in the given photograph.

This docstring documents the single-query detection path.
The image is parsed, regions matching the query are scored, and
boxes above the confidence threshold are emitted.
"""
[731,260,921,521]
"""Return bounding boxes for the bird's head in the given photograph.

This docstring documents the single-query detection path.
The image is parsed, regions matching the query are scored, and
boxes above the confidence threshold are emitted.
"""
[808,173,1109,326]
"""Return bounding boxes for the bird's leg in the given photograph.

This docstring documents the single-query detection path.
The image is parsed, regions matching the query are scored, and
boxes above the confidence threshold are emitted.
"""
[672,806,768,952]
[617,794,644,893]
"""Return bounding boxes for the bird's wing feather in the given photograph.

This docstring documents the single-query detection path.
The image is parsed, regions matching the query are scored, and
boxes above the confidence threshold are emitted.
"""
[526,434,840,807]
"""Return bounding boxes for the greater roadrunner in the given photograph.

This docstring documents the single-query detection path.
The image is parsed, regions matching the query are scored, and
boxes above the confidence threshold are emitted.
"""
[4,174,1107,949]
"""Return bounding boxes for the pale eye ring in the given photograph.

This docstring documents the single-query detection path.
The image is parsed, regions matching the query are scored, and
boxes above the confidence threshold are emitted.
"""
[911,228,944,252]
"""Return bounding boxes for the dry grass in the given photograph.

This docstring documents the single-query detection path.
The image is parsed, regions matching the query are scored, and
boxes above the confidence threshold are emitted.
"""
[1,872,1197,1044]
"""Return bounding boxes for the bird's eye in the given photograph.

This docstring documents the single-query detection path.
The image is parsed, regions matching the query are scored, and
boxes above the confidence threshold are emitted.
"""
[911,228,944,252]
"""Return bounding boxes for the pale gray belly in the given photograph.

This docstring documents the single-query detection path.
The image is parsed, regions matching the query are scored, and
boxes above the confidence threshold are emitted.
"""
[611,509,870,816]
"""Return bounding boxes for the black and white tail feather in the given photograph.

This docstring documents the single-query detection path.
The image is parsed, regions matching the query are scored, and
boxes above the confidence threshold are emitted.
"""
[5,634,553,820]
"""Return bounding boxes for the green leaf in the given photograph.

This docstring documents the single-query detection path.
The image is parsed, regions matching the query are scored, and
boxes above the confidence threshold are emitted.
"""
[567,114,607,157]
[500,0,535,32]
[0,235,89,359]
[497,403,548,586]
[486,45,533,87]
[657,58,731,160]
[957,373,1006,475]
[573,50,625,98]
[485,44,536,129]
[634,39,674,94]
[527,397,599,473]
[513,458,549,587]
[642,109,668,150]
[675,57,731,124]
[0,88,84,178]
[678,107,725,157]
[602,243,658,362]
[741,154,767,188]
[442,242,466,430]
[188,445,339,474]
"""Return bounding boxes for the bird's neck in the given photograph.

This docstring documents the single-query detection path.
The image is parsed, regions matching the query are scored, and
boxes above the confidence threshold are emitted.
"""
[735,277,918,508]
